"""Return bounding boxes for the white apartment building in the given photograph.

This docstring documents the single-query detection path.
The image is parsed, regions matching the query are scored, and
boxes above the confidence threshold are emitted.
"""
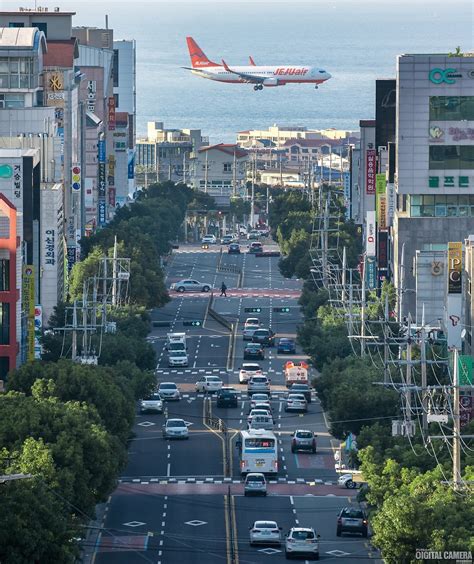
[237,125,356,148]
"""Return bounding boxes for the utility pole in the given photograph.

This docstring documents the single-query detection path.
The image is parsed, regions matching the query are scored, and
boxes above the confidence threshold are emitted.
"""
[183,153,187,185]
[384,291,390,384]
[250,153,256,228]
[420,326,428,430]
[398,242,405,321]
[232,150,237,198]
[204,151,209,193]
[360,254,366,356]
[406,314,412,418]
[452,347,462,490]
[72,300,77,361]
[341,246,347,304]
[112,235,117,307]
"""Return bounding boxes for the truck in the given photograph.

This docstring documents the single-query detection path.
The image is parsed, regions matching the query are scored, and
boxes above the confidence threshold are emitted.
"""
[284,361,309,387]
[166,332,187,352]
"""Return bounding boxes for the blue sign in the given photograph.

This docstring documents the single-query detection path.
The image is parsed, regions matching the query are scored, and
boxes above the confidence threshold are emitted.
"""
[98,200,106,226]
[366,256,377,290]
[98,140,106,163]
[128,152,135,179]
[343,172,351,220]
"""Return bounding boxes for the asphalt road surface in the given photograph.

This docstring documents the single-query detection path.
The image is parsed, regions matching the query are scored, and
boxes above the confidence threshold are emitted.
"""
[91,240,378,564]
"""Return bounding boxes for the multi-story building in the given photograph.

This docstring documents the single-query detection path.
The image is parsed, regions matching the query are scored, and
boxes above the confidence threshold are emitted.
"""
[136,121,208,185]
[392,54,474,318]
[189,144,248,201]
[237,125,355,148]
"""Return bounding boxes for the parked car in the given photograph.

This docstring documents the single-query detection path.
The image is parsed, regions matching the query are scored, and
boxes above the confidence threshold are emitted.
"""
[158,382,181,401]
[221,234,233,245]
[201,234,217,244]
[252,328,275,347]
[337,474,359,489]
[249,393,270,410]
[336,507,368,537]
[228,243,241,254]
[250,521,282,546]
[277,338,296,354]
[244,473,267,496]
[216,387,238,408]
[195,375,223,393]
[248,242,263,254]
[285,393,307,412]
[291,430,317,453]
[285,527,320,559]
[247,375,271,395]
[139,392,163,414]
[239,363,263,384]
[244,342,265,360]
[289,383,313,403]
[162,418,189,440]
[170,279,212,292]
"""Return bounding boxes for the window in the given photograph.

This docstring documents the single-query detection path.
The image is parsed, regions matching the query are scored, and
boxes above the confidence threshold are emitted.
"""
[430,96,474,121]
[0,303,10,345]
[114,93,119,108]
[0,260,10,291]
[429,146,474,170]
[223,163,232,172]
[409,195,474,217]
[31,22,47,37]
[9,22,24,28]
[113,49,119,87]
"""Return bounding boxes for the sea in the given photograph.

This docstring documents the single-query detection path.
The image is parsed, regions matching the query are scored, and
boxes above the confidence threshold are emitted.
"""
[4,0,474,142]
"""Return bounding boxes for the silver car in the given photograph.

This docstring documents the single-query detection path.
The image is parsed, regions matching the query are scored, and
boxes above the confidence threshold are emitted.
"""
[158,382,181,401]
[170,279,212,292]
[249,521,282,546]
[247,375,270,396]
[285,527,320,559]
[139,392,163,414]
[244,473,267,496]
[291,430,317,453]
[162,418,189,440]
[285,393,307,412]
[249,393,270,410]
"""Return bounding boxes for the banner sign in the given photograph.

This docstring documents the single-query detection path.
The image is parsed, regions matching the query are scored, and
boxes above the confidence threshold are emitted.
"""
[108,187,116,207]
[366,256,377,290]
[127,150,135,179]
[365,211,376,256]
[66,246,76,272]
[343,171,350,219]
[98,162,106,197]
[107,96,116,131]
[98,200,106,226]
[378,230,388,270]
[98,139,106,163]
[376,173,387,229]
[34,305,42,360]
[22,265,35,361]
[366,149,376,194]
[448,242,462,294]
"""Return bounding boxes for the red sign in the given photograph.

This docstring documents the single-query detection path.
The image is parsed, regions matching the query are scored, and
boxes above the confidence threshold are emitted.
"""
[366,149,376,194]
[108,187,116,207]
[108,96,116,131]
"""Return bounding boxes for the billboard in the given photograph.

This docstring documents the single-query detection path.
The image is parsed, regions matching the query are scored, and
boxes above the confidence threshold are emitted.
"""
[22,265,35,362]
[34,305,42,360]
[365,211,376,256]
[128,149,135,179]
[343,171,350,220]
[107,96,116,131]
[366,149,376,194]
[378,230,388,271]
[98,200,106,226]
[375,79,396,150]
[376,173,387,229]
[366,256,377,290]
[448,242,462,294]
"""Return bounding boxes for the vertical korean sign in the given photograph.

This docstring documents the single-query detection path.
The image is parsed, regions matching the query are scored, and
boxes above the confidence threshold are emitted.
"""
[98,139,106,226]
[447,242,462,349]
[376,173,387,229]
[343,171,351,219]
[22,265,35,361]
[107,96,116,131]
[448,242,462,294]
[366,149,376,194]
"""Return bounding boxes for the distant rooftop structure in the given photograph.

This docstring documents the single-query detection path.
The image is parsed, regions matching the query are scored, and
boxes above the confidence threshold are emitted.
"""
[0,26,45,48]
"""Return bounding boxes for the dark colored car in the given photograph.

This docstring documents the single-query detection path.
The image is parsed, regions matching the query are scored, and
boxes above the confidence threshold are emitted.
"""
[216,387,238,407]
[336,507,368,537]
[289,383,313,403]
[248,242,263,254]
[252,328,275,347]
[244,342,265,360]
[228,243,241,254]
[277,338,296,354]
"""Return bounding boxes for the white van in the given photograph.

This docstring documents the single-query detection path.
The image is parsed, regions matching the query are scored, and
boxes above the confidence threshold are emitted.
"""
[166,332,187,350]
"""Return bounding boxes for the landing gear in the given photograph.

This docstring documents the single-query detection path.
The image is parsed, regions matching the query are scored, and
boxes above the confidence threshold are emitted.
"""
[314,85,319,89]
[253,84,264,91]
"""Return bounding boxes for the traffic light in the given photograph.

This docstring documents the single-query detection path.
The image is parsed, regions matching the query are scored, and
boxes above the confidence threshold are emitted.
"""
[244,307,262,313]
[152,321,171,328]
[183,320,202,327]
[273,307,290,313]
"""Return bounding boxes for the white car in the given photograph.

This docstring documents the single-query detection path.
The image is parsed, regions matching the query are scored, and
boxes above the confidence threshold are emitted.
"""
[249,521,282,546]
[162,418,189,440]
[338,473,359,489]
[285,527,320,559]
[247,408,273,427]
[168,349,189,367]
[285,393,307,412]
[244,317,260,329]
[158,382,181,401]
[249,393,270,410]
[139,392,163,414]
[170,279,212,293]
[195,375,223,393]
[239,363,263,384]
[202,234,217,244]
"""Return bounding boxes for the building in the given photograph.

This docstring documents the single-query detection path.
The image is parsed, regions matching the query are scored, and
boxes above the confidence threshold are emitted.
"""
[136,121,208,185]
[237,125,355,148]
[189,144,248,200]
[392,54,474,318]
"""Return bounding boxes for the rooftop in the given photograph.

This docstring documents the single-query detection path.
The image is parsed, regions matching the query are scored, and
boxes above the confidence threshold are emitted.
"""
[199,144,247,158]
[0,9,75,15]
[43,39,78,68]
[0,27,46,50]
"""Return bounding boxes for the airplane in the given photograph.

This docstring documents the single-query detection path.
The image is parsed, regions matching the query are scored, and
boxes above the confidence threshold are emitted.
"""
[184,37,331,91]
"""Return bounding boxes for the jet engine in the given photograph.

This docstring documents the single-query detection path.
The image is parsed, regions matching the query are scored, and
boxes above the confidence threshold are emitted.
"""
[263,78,279,87]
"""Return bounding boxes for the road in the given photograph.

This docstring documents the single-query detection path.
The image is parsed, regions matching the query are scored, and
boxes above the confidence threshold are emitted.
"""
[91,241,377,564]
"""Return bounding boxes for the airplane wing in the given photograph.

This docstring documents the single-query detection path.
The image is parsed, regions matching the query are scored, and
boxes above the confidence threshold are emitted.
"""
[182,66,206,72]
[222,59,266,84]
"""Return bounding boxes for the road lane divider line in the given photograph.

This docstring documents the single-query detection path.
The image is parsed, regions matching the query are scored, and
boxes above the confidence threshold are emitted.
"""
[230,492,240,564]
[226,322,237,372]
[224,494,232,564]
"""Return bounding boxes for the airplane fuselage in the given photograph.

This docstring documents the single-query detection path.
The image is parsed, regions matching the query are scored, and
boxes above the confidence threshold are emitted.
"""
[192,64,331,86]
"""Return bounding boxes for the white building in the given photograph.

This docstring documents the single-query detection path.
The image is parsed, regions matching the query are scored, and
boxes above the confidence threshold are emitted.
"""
[237,125,356,148]
[393,53,474,318]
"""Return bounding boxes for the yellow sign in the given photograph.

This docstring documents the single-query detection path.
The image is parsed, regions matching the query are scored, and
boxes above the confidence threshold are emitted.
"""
[22,265,35,361]
[376,174,387,229]
[448,242,462,294]
[49,73,63,91]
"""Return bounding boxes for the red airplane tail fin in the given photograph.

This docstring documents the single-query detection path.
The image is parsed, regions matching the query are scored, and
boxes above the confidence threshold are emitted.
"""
[186,37,219,68]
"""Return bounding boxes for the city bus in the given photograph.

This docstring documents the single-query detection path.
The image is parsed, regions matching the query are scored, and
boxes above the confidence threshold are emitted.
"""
[237,429,278,475]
